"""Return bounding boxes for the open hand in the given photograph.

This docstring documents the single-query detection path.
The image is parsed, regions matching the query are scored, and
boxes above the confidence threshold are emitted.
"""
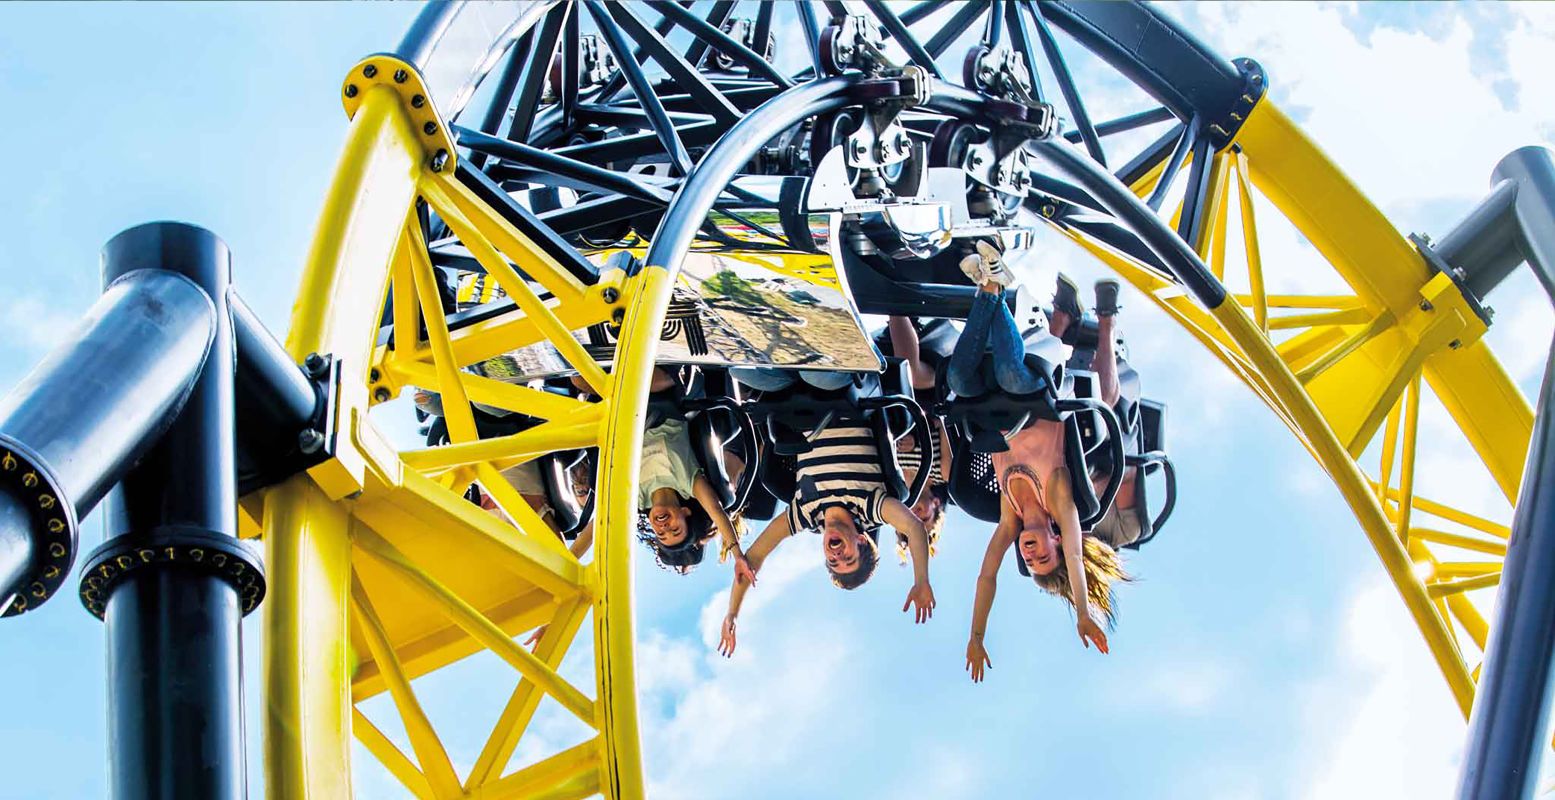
[717,615,738,658]
[1077,617,1109,654]
[966,639,992,683]
[732,552,757,586]
[902,581,936,623]
[523,625,549,650]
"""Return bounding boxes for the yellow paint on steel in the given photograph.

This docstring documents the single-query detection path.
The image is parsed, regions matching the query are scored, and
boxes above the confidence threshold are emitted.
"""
[261,478,354,800]
[354,527,597,723]
[467,738,601,800]
[466,598,591,790]
[593,266,675,800]
[350,576,464,799]
[352,708,435,799]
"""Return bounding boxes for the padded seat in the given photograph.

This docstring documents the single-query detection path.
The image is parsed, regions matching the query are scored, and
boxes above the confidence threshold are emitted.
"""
[745,358,933,515]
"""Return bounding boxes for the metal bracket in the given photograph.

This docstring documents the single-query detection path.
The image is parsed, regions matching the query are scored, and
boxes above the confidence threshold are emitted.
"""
[341,54,458,173]
[1411,233,1495,327]
[823,15,893,76]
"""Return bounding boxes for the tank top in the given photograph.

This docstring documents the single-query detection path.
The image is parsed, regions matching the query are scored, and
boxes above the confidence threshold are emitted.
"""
[990,419,1066,520]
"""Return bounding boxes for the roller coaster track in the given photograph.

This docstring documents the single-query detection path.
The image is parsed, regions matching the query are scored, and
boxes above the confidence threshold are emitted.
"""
[5,2,1540,798]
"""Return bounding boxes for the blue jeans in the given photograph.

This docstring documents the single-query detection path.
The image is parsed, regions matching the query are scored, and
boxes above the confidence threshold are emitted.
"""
[947,289,1047,398]
[732,368,854,392]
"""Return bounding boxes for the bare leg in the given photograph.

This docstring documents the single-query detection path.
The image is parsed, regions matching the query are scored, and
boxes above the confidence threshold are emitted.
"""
[1048,309,1074,340]
[1091,314,1121,407]
[888,316,936,390]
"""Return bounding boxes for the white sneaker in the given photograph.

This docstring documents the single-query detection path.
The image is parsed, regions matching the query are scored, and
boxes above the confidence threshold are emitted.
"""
[958,240,1015,288]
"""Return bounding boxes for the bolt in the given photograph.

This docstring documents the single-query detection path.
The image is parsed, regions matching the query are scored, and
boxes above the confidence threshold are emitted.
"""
[430,149,449,173]
[1419,300,1434,312]
[344,84,358,99]
[969,151,983,166]
[303,352,328,378]
[393,69,408,84]
[612,307,626,327]
[373,387,392,403]
[297,429,326,455]
[851,139,868,158]
[423,121,438,136]
[602,287,620,303]
[363,64,378,79]
[411,94,426,108]
[1042,204,1057,217]
[369,367,382,382]
[1449,339,1462,350]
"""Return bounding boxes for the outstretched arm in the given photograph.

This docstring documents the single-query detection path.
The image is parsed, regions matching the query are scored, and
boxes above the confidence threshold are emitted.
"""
[881,497,935,623]
[692,474,753,583]
[1048,467,1108,654]
[719,512,791,657]
[967,499,1018,682]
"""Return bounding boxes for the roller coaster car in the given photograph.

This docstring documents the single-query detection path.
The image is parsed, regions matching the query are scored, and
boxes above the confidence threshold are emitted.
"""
[644,366,763,524]
[1066,349,1178,551]
[940,325,1126,538]
[742,357,934,521]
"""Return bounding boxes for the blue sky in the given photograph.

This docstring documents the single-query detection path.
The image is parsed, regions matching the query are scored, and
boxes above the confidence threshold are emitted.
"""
[0,3,1551,799]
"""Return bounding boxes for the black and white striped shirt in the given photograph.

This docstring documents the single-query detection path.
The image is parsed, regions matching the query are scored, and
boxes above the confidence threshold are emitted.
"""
[786,421,888,534]
[896,416,944,486]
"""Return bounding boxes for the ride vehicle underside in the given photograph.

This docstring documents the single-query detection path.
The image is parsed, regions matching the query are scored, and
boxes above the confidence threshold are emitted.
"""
[0,2,1551,798]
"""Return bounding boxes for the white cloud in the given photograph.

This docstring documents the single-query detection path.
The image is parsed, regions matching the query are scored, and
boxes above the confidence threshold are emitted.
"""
[1299,581,1464,800]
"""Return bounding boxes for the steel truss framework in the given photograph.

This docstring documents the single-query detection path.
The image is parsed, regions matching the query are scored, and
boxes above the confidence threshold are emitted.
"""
[243,2,1539,798]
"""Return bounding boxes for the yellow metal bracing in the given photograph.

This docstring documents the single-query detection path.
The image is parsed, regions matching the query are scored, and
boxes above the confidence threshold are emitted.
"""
[1058,100,1531,720]
[258,56,649,799]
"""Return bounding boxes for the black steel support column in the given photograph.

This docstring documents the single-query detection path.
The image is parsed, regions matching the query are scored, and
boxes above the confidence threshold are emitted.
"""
[82,222,264,800]
[1456,342,1555,800]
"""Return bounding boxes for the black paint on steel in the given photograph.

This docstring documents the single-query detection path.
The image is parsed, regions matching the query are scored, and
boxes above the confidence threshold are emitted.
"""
[595,1,680,103]
[561,5,580,128]
[1027,1,1105,167]
[646,76,858,268]
[793,0,826,78]
[396,2,463,70]
[1005,0,1045,103]
[1032,138,1228,308]
[901,0,949,26]
[1175,128,1216,247]
[984,0,1005,47]
[1438,146,1555,304]
[653,1,790,88]
[752,0,775,65]
[1452,146,1555,799]
[459,125,674,203]
[0,269,216,616]
[1455,341,1555,800]
[864,0,944,80]
[549,121,722,166]
[571,103,712,130]
[585,0,692,174]
[538,194,665,238]
[504,5,567,146]
[231,293,329,496]
[87,222,263,800]
[477,30,531,138]
[606,3,742,125]
[1039,1,1267,148]
[456,160,603,284]
[1145,117,1197,212]
[926,2,987,60]
[681,1,738,75]
[1115,122,1182,190]
[1066,106,1177,145]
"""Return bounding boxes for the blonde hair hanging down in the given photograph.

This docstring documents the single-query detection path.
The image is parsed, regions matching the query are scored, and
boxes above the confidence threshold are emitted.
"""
[1032,536,1132,628]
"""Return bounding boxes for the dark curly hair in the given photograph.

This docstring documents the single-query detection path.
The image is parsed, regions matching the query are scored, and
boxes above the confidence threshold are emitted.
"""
[829,525,880,591]
[636,498,712,574]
